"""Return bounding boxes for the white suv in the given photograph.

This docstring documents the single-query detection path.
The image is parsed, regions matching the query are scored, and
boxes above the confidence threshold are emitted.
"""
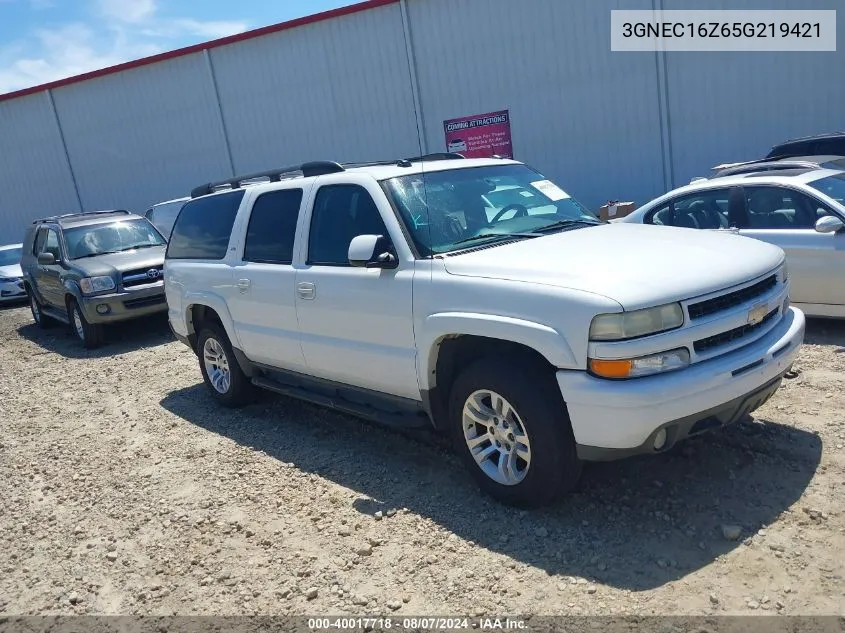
[165,155,805,507]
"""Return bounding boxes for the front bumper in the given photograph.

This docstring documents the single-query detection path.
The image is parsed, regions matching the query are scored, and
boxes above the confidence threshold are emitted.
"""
[0,279,27,302]
[558,306,805,459]
[80,282,167,323]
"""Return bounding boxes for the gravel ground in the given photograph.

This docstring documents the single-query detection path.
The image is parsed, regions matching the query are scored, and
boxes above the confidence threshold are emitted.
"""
[0,303,843,617]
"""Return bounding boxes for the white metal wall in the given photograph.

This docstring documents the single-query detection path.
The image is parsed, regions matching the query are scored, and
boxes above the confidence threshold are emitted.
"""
[211,2,421,172]
[51,52,233,215]
[662,0,845,187]
[0,92,80,241]
[406,0,666,210]
[1,0,844,243]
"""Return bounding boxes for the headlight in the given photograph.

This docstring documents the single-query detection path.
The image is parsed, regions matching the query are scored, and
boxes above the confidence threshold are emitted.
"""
[589,348,690,379]
[589,303,684,341]
[79,276,115,294]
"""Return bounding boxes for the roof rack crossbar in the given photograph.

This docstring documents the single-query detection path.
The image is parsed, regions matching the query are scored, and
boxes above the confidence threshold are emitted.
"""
[190,161,345,198]
[32,210,131,224]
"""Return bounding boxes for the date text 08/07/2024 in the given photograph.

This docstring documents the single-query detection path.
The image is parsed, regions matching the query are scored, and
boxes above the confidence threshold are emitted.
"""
[307,617,527,630]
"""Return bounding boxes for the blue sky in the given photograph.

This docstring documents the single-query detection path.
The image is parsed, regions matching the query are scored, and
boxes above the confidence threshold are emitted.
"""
[0,0,356,93]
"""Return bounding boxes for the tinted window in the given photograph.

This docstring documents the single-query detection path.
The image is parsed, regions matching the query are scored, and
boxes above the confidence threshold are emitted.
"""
[0,246,22,266]
[745,186,828,229]
[646,189,729,229]
[308,185,388,266]
[166,191,245,260]
[243,189,303,264]
[33,228,48,255]
[150,201,187,241]
[43,229,61,258]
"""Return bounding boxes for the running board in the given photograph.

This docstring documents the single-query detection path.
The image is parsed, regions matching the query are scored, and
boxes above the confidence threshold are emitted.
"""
[41,305,70,324]
[251,376,431,429]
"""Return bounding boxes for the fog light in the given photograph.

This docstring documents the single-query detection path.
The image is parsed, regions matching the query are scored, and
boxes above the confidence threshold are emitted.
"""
[653,428,668,451]
[96,304,110,315]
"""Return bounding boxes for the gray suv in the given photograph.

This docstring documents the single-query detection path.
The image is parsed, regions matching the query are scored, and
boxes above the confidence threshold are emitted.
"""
[21,210,167,348]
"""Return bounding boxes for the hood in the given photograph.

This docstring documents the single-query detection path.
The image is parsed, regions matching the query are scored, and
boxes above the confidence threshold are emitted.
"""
[0,263,22,278]
[70,245,166,277]
[442,223,784,310]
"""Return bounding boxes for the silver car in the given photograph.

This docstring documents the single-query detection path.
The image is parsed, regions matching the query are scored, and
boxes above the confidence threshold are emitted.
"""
[620,167,845,319]
[0,243,26,303]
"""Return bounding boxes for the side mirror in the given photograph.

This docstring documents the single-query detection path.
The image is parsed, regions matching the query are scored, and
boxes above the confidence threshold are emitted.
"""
[815,215,844,234]
[37,252,57,265]
[348,234,398,269]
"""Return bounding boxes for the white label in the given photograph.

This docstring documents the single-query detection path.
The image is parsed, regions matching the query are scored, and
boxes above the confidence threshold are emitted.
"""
[611,10,836,52]
[608,205,618,217]
[530,180,569,201]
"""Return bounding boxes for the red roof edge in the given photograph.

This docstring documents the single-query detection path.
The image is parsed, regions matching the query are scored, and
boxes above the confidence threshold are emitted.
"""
[0,0,398,104]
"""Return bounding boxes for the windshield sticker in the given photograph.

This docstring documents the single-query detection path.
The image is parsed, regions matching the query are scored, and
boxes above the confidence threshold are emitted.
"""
[530,180,569,201]
[519,190,534,198]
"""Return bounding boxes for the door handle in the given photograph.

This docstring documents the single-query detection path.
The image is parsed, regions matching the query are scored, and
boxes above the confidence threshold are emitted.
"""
[297,281,316,300]
[237,278,251,293]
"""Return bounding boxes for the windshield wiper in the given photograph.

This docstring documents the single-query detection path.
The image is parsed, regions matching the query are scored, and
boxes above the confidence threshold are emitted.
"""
[531,219,602,234]
[113,243,163,252]
[451,232,538,247]
[73,250,122,259]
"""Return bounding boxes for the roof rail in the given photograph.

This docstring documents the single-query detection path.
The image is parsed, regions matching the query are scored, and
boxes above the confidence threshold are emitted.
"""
[780,131,845,143]
[32,209,131,224]
[714,160,825,178]
[190,161,345,198]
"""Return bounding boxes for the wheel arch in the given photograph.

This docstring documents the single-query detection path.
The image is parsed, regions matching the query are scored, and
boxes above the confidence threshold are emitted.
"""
[418,312,576,430]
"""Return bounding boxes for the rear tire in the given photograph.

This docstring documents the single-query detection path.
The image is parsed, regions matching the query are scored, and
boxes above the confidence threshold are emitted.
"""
[69,299,104,349]
[29,292,55,329]
[449,357,582,508]
[197,323,254,407]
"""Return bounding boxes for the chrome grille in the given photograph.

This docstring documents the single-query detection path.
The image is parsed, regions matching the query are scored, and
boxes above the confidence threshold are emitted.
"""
[122,266,163,288]
[688,275,777,320]
[693,308,779,353]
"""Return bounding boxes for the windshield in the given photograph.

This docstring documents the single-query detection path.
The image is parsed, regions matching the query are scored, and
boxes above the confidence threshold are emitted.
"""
[0,247,22,267]
[64,219,166,259]
[807,172,845,206]
[383,164,598,256]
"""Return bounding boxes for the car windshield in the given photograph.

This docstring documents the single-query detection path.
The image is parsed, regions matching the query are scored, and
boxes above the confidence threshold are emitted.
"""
[0,247,22,267]
[807,172,845,206]
[383,164,599,256]
[64,219,166,259]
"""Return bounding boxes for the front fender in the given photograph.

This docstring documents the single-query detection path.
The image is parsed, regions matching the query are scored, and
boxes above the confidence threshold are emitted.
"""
[62,279,83,306]
[182,291,243,350]
[417,312,578,391]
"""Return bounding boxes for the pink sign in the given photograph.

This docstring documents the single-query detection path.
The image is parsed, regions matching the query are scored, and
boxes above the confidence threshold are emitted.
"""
[443,109,513,159]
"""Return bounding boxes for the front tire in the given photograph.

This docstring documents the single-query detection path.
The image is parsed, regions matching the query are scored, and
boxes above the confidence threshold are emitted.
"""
[69,299,104,349]
[197,324,254,407]
[449,357,582,508]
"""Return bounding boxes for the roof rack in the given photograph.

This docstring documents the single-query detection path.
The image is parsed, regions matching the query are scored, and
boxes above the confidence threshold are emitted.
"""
[190,161,345,198]
[780,131,845,144]
[190,154,469,199]
[33,209,131,224]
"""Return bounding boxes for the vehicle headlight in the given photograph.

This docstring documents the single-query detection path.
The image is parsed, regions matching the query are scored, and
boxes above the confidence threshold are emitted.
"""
[589,303,684,341]
[589,348,690,379]
[79,276,115,295]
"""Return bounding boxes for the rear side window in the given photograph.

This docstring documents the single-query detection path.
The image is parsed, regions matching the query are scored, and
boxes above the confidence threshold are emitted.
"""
[166,191,245,260]
[243,189,303,265]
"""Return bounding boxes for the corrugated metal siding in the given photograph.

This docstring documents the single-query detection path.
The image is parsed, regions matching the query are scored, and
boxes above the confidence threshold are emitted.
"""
[663,0,845,187]
[0,92,79,243]
[51,52,233,213]
[211,3,422,172]
[406,0,665,210]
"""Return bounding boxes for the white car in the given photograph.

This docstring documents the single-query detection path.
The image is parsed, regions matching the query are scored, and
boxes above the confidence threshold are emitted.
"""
[165,155,804,507]
[447,139,468,153]
[620,167,845,319]
[0,243,26,303]
[144,196,190,241]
